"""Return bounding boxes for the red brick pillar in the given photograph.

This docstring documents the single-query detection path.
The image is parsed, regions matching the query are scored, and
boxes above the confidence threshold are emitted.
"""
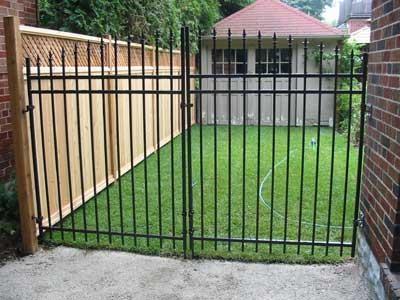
[360,0,400,272]
[0,0,37,181]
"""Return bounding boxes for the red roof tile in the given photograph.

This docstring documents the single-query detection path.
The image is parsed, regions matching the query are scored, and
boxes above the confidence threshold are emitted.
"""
[214,0,343,37]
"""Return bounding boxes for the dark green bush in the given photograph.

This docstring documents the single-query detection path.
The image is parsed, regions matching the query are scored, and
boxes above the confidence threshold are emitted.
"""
[337,40,364,144]
[0,177,19,234]
[39,0,220,50]
[313,39,365,144]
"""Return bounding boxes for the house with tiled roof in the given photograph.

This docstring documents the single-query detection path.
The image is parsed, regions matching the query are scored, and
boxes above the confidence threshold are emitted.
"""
[200,0,345,126]
[337,0,371,44]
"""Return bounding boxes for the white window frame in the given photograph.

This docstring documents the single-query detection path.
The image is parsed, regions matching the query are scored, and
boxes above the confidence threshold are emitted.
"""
[256,48,290,74]
[212,49,248,75]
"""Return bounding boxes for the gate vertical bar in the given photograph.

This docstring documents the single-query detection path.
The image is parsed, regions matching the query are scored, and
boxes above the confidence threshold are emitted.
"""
[36,57,52,239]
[341,50,355,256]
[255,31,262,252]
[114,36,125,245]
[180,27,188,258]
[198,29,205,250]
[49,52,64,240]
[297,38,308,254]
[227,29,232,252]
[61,48,75,241]
[351,52,368,257]
[127,36,137,247]
[326,46,339,256]
[283,35,293,253]
[87,41,100,243]
[141,33,150,247]
[100,38,112,244]
[185,27,194,257]
[25,58,43,238]
[155,31,163,248]
[212,28,218,251]
[241,29,247,252]
[169,30,176,249]
[74,44,88,242]
[269,33,277,254]
[311,42,324,254]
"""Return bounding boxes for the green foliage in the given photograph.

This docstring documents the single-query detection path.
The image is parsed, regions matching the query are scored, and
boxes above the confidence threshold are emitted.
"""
[0,177,19,234]
[39,0,220,49]
[311,39,364,144]
[283,0,333,19]
[218,0,254,17]
[337,40,364,144]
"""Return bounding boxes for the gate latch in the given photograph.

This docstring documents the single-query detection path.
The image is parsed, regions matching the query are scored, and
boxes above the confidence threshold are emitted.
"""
[365,104,373,119]
[22,104,35,114]
[180,103,194,109]
[354,212,365,228]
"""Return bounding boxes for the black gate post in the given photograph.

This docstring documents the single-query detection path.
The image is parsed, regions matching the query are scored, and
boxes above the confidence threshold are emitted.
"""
[180,27,188,258]
[185,26,195,258]
[351,52,368,257]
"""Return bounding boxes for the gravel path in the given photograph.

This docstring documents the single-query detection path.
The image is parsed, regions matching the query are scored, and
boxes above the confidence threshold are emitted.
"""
[0,246,373,300]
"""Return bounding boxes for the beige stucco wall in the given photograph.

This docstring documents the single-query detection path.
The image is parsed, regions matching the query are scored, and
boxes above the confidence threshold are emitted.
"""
[200,37,341,126]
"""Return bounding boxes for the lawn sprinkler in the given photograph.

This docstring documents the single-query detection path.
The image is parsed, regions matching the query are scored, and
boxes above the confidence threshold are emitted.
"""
[310,137,317,150]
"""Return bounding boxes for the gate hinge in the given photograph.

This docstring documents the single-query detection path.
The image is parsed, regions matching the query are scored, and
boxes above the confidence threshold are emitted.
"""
[354,212,365,228]
[32,215,43,224]
[365,104,373,119]
[23,104,35,113]
[180,102,194,109]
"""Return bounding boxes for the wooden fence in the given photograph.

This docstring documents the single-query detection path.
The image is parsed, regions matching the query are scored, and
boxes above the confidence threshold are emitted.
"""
[5,17,195,252]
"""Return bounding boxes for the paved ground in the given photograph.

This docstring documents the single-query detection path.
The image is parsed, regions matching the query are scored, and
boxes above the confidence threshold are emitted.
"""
[0,246,373,300]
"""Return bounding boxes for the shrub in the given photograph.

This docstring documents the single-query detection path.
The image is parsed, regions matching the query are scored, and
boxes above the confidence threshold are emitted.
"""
[313,39,365,144]
[337,40,364,144]
[0,177,19,234]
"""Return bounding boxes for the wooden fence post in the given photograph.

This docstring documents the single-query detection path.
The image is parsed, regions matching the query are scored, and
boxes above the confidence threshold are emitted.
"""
[4,16,38,254]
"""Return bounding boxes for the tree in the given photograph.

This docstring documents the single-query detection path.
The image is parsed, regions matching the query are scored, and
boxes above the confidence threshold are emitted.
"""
[218,0,253,18]
[39,0,220,48]
[283,0,333,19]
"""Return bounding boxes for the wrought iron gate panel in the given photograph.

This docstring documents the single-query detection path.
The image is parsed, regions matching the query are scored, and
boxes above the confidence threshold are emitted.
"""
[26,27,368,259]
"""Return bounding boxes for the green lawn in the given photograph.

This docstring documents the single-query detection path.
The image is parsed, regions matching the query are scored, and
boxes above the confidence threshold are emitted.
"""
[46,125,360,262]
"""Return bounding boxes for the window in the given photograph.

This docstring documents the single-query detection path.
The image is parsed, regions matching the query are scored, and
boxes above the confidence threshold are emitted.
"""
[212,49,248,74]
[256,49,290,74]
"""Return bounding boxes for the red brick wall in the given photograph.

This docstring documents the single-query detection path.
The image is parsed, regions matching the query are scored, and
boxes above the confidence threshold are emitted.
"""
[0,0,37,180]
[361,0,400,272]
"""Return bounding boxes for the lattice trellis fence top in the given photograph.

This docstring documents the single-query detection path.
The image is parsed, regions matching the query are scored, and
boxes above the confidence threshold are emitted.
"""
[20,26,182,68]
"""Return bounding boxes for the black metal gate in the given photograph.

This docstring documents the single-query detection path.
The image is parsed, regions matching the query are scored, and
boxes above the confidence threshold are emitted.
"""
[27,27,368,259]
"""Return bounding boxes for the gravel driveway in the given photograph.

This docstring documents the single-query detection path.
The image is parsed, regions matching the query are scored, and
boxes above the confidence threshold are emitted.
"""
[0,246,373,300]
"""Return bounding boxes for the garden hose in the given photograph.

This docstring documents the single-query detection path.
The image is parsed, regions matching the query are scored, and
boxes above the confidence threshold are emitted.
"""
[258,144,353,230]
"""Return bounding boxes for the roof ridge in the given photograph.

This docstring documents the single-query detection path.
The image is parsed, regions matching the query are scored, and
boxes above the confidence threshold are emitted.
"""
[273,0,342,34]
[214,0,344,37]
[213,0,262,30]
